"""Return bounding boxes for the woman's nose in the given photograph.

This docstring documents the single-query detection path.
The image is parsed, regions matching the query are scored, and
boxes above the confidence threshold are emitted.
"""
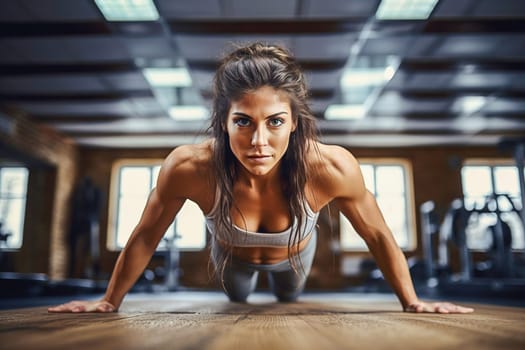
[251,126,268,146]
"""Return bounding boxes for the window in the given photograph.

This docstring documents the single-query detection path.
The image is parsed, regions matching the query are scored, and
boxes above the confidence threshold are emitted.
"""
[0,167,29,249]
[108,160,206,251]
[461,161,524,250]
[340,160,415,251]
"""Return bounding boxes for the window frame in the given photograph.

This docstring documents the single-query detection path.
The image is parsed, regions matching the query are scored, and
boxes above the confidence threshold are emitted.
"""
[106,159,206,252]
[339,158,417,252]
[0,166,29,250]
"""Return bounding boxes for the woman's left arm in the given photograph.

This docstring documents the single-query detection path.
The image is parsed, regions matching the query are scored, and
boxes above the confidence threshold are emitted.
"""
[324,146,473,313]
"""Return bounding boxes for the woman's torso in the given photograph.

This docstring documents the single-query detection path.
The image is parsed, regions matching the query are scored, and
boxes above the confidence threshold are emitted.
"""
[177,140,333,264]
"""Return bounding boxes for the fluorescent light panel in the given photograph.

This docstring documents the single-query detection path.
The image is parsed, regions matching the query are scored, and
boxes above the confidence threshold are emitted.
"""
[341,69,389,87]
[324,104,366,120]
[95,0,159,21]
[143,68,192,87]
[169,106,209,121]
[452,96,487,115]
[341,56,399,88]
[375,0,439,20]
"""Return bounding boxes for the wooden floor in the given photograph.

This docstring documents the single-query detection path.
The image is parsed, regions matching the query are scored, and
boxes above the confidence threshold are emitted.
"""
[1,292,524,350]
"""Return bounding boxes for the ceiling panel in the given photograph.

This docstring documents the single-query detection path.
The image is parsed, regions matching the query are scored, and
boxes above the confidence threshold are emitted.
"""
[18,0,102,22]
[304,70,343,90]
[189,71,214,92]
[127,97,165,116]
[292,34,356,60]
[371,91,450,116]
[51,117,202,133]
[15,99,136,116]
[66,36,132,62]
[0,1,31,22]
[0,38,76,63]
[100,72,151,91]
[432,0,475,17]
[156,0,222,19]
[471,0,525,17]
[174,35,294,60]
[0,75,108,94]
[409,72,454,90]
[434,35,520,57]
[360,36,414,56]
[484,97,525,114]
[0,0,523,148]
[451,73,515,89]
[122,37,177,59]
[222,0,298,18]
[301,0,378,18]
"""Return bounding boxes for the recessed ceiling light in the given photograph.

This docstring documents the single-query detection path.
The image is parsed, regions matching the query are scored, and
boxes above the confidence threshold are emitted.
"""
[375,0,439,20]
[169,106,209,121]
[341,69,387,87]
[324,104,366,120]
[341,56,399,87]
[143,68,193,87]
[453,96,487,115]
[384,65,396,80]
[95,0,159,21]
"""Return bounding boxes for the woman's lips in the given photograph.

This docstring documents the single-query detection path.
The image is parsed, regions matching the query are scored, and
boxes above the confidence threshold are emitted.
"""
[247,154,272,162]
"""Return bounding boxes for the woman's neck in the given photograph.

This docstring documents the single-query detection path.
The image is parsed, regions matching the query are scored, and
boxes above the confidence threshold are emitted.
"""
[236,163,282,192]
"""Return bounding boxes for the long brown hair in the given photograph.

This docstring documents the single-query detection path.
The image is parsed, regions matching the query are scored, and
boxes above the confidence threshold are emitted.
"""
[209,42,319,285]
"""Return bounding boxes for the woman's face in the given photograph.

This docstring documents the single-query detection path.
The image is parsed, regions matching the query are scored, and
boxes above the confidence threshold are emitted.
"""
[226,86,296,177]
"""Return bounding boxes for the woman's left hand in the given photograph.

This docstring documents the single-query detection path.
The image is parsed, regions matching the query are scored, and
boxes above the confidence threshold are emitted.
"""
[404,301,474,314]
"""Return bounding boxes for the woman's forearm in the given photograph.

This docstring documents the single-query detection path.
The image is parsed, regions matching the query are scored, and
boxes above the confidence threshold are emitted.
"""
[365,234,419,309]
[103,234,157,309]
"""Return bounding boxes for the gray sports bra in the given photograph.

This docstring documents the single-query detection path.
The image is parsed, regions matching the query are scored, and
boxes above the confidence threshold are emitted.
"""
[205,196,319,248]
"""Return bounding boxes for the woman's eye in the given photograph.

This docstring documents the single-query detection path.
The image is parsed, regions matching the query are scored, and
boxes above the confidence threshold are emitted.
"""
[269,118,284,127]
[234,118,251,127]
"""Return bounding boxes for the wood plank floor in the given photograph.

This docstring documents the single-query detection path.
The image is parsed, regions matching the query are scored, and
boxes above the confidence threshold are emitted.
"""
[1,292,524,350]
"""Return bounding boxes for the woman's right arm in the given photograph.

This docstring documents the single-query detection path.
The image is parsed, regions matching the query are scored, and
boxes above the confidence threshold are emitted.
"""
[102,188,185,311]
[48,149,192,313]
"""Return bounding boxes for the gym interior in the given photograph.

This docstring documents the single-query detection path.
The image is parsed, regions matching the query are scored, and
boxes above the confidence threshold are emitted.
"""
[1,1,524,349]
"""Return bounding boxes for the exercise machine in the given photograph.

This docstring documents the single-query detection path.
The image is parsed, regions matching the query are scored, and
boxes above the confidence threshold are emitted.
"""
[420,193,525,298]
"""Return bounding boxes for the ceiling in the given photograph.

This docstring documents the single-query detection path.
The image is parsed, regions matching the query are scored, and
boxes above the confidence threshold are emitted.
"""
[0,0,524,148]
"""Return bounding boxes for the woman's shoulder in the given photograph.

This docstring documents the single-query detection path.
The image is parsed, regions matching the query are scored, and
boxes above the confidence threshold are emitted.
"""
[156,140,215,201]
[305,141,365,200]
[163,139,214,174]
[159,140,214,187]
[307,141,360,177]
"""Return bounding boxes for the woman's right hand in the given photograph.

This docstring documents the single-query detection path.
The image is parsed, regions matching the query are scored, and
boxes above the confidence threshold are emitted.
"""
[48,299,116,313]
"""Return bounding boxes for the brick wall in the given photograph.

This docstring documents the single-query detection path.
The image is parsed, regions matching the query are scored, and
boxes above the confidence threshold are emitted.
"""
[0,110,78,279]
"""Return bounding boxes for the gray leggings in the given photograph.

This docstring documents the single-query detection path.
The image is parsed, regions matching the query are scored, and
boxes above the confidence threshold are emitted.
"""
[211,231,317,303]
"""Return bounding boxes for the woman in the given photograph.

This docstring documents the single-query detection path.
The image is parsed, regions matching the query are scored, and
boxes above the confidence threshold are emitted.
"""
[49,43,473,314]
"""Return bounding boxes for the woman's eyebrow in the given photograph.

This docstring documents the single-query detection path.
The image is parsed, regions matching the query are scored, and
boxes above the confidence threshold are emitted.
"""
[231,111,288,118]
[232,112,252,118]
[265,111,288,119]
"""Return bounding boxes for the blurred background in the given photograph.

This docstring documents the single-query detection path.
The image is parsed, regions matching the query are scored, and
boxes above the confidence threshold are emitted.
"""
[0,0,524,307]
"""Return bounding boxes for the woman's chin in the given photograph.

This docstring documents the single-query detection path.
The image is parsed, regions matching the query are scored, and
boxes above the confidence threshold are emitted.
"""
[241,163,278,177]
